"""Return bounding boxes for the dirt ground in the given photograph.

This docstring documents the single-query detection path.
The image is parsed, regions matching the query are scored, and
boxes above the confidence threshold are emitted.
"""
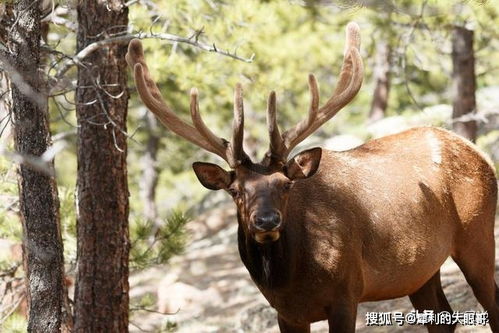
[129,204,499,333]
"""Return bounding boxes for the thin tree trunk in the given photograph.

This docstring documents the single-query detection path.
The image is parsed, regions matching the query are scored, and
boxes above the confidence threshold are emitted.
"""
[0,66,11,142]
[140,112,160,227]
[74,0,130,332]
[369,40,391,122]
[451,25,477,142]
[0,4,12,142]
[7,1,68,331]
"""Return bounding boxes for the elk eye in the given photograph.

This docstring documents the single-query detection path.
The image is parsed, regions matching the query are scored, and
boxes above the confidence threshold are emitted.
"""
[283,181,293,191]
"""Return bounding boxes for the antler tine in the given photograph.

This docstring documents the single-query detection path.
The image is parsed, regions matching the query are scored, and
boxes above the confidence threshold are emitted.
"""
[230,83,245,166]
[266,91,286,159]
[307,74,319,124]
[276,22,363,160]
[330,22,362,98]
[189,88,230,159]
[126,39,231,163]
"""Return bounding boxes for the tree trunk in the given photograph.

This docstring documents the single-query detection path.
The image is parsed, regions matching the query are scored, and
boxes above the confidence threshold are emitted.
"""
[140,112,160,227]
[451,25,477,142]
[0,62,11,143]
[369,40,391,122]
[7,1,69,332]
[74,1,130,332]
[0,4,12,143]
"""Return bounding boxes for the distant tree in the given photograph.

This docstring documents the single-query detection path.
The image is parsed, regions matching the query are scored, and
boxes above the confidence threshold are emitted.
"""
[451,25,477,142]
[140,112,161,230]
[368,26,393,122]
[4,0,70,331]
[73,0,130,331]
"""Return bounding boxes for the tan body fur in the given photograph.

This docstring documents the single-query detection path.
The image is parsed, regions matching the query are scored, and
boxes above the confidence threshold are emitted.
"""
[246,127,498,330]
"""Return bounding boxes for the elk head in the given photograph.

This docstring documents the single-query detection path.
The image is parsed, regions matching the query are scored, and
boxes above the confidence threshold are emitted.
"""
[126,22,363,244]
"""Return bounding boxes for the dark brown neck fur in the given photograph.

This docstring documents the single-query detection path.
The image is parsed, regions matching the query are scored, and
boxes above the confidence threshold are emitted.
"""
[237,216,294,289]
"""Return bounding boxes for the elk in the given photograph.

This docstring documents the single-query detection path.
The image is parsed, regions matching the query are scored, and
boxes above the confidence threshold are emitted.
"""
[126,23,499,333]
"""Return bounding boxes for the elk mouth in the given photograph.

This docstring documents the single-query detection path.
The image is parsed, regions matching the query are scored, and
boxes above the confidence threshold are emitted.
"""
[254,231,280,244]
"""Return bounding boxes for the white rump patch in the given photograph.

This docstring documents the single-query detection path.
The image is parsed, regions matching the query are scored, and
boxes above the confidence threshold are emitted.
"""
[427,132,442,164]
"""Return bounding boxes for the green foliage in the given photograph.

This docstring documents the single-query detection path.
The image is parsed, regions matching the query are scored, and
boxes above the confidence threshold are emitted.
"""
[135,293,156,309]
[0,208,20,241]
[1,312,27,333]
[130,211,189,270]
[58,187,77,264]
[0,156,20,241]
[162,320,178,332]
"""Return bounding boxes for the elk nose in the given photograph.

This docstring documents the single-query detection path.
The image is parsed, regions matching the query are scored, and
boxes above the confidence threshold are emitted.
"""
[254,211,281,232]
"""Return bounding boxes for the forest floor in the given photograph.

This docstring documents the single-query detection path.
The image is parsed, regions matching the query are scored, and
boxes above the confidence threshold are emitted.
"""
[129,203,499,333]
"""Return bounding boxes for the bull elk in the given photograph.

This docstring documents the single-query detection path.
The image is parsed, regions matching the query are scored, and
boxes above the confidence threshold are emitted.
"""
[126,23,499,332]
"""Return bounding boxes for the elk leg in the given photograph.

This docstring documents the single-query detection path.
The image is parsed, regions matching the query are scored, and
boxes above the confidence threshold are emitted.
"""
[277,314,310,333]
[326,302,357,333]
[453,247,499,333]
[409,270,455,332]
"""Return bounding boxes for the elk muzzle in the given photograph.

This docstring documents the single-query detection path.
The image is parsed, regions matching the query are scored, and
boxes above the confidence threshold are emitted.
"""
[251,210,282,243]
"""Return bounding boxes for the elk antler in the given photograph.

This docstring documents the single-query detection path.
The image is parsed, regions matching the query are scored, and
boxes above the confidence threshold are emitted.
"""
[267,22,364,163]
[126,39,247,168]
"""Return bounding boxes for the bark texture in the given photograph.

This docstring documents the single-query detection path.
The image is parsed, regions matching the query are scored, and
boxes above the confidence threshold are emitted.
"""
[74,0,130,332]
[368,40,391,122]
[451,26,477,142]
[7,1,68,332]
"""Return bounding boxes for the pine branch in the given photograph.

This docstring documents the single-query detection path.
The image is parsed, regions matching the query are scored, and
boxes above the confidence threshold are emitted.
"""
[53,31,255,81]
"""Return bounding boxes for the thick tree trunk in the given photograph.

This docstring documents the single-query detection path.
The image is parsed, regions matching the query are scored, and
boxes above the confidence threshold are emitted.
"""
[369,40,391,122]
[451,26,477,142]
[7,1,68,332]
[74,1,130,332]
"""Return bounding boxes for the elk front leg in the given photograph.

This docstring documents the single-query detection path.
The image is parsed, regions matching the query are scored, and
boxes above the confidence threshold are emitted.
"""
[277,314,310,333]
[326,302,357,333]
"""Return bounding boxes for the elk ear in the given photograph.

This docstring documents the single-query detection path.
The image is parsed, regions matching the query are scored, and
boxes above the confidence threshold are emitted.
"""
[192,162,232,190]
[285,147,322,180]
